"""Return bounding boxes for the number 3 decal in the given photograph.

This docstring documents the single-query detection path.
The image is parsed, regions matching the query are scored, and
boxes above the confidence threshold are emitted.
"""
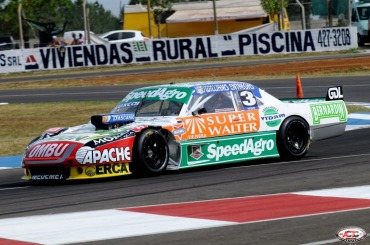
[238,90,257,109]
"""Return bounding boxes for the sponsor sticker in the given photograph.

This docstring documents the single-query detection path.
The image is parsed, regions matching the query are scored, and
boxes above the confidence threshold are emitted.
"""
[192,83,261,98]
[88,132,135,147]
[261,107,285,127]
[310,101,347,124]
[27,142,73,158]
[69,163,132,179]
[190,145,203,160]
[180,110,260,140]
[31,174,64,180]
[76,146,131,165]
[207,138,275,161]
[122,87,191,103]
[336,227,367,243]
[85,163,130,176]
[326,86,343,100]
[183,132,278,167]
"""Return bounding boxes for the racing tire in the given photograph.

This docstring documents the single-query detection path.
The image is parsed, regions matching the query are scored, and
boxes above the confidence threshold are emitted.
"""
[132,129,169,176]
[277,116,310,160]
[358,34,365,46]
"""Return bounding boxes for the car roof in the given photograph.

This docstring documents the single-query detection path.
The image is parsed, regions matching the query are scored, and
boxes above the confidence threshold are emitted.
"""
[101,30,142,35]
[140,81,257,91]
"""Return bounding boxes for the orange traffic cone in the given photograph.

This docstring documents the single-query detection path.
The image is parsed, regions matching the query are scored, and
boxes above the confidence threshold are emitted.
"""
[296,74,304,98]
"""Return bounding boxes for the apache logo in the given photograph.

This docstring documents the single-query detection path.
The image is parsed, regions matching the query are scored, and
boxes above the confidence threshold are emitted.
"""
[28,143,72,158]
[76,146,131,165]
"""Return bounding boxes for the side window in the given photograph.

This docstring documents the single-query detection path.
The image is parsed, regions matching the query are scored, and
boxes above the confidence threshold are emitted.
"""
[107,33,119,41]
[188,92,235,114]
[161,101,183,116]
[204,92,234,113]
[121,32,135,39]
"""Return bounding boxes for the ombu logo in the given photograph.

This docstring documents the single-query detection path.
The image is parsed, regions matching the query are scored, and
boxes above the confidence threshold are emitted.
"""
[181,110,260,139]
[336,227,366,243]
[76,146,131,164]
[27,143,71,158]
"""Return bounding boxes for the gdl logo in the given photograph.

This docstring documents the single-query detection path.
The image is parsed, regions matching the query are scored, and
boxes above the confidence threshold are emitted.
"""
[326,86,343,100]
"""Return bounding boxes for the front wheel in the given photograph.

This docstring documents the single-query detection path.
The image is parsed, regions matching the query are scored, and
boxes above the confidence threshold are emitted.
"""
[277,116,310,160]
[132,129,169,176]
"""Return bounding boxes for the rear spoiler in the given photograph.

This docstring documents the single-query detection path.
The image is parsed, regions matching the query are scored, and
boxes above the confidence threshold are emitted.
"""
[280,86,344,103]
[326,86,343,101]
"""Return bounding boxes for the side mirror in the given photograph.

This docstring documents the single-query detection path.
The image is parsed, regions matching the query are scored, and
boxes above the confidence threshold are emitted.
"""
[191,108,207,117]
[197,108,207,115]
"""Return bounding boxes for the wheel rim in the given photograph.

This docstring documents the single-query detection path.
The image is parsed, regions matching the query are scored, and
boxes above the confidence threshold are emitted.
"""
[143,134,167,170]
[285,120,308,154]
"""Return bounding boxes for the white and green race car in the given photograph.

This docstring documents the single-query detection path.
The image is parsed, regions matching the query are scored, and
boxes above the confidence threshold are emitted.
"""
[22,81,347,181]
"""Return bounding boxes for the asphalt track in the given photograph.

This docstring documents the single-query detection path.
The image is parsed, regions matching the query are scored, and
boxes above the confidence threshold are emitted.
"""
[1,66,370,244]
[1,75,370,104]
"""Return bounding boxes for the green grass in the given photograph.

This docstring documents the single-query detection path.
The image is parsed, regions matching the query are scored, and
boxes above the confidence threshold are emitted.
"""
[0,101,116,156]
[346,104,370,113]
[1,101,367,157]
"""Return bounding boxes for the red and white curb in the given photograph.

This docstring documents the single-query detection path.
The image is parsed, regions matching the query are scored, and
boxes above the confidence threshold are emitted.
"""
[1,185,370,245]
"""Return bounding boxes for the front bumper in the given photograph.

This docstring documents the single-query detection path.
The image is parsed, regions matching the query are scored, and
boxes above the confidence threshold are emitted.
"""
[22,162,132,181]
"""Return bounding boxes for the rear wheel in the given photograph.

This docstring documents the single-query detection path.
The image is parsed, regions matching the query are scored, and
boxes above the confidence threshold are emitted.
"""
[277,116,310,160]
[358,33,365,46]
[132,129,169,176]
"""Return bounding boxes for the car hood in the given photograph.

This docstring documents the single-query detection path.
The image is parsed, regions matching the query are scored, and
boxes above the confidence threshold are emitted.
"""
[33,116,180,145]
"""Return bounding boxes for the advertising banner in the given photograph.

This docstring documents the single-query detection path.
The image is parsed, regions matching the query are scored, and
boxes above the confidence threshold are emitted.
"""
[0,27,358,74]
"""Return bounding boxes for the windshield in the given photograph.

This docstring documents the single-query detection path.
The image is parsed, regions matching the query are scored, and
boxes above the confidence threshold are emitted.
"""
[358,6,370,20]
[111,86,192,117]
[111,100,184,116]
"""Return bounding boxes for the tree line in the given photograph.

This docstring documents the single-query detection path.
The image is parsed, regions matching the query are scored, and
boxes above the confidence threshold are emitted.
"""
[0,0,121,42]
[0,0,293,44]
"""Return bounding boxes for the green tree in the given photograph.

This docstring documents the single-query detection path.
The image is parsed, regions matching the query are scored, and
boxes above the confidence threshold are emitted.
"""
[260,0,288,30]
[128,0,205,4]
[0,0,120,45]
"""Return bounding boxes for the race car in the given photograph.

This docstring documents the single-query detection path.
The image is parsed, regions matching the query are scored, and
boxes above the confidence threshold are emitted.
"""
[22,81,347,181]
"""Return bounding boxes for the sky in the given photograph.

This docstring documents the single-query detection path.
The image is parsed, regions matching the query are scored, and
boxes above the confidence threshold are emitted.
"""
[93,0,130,17]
